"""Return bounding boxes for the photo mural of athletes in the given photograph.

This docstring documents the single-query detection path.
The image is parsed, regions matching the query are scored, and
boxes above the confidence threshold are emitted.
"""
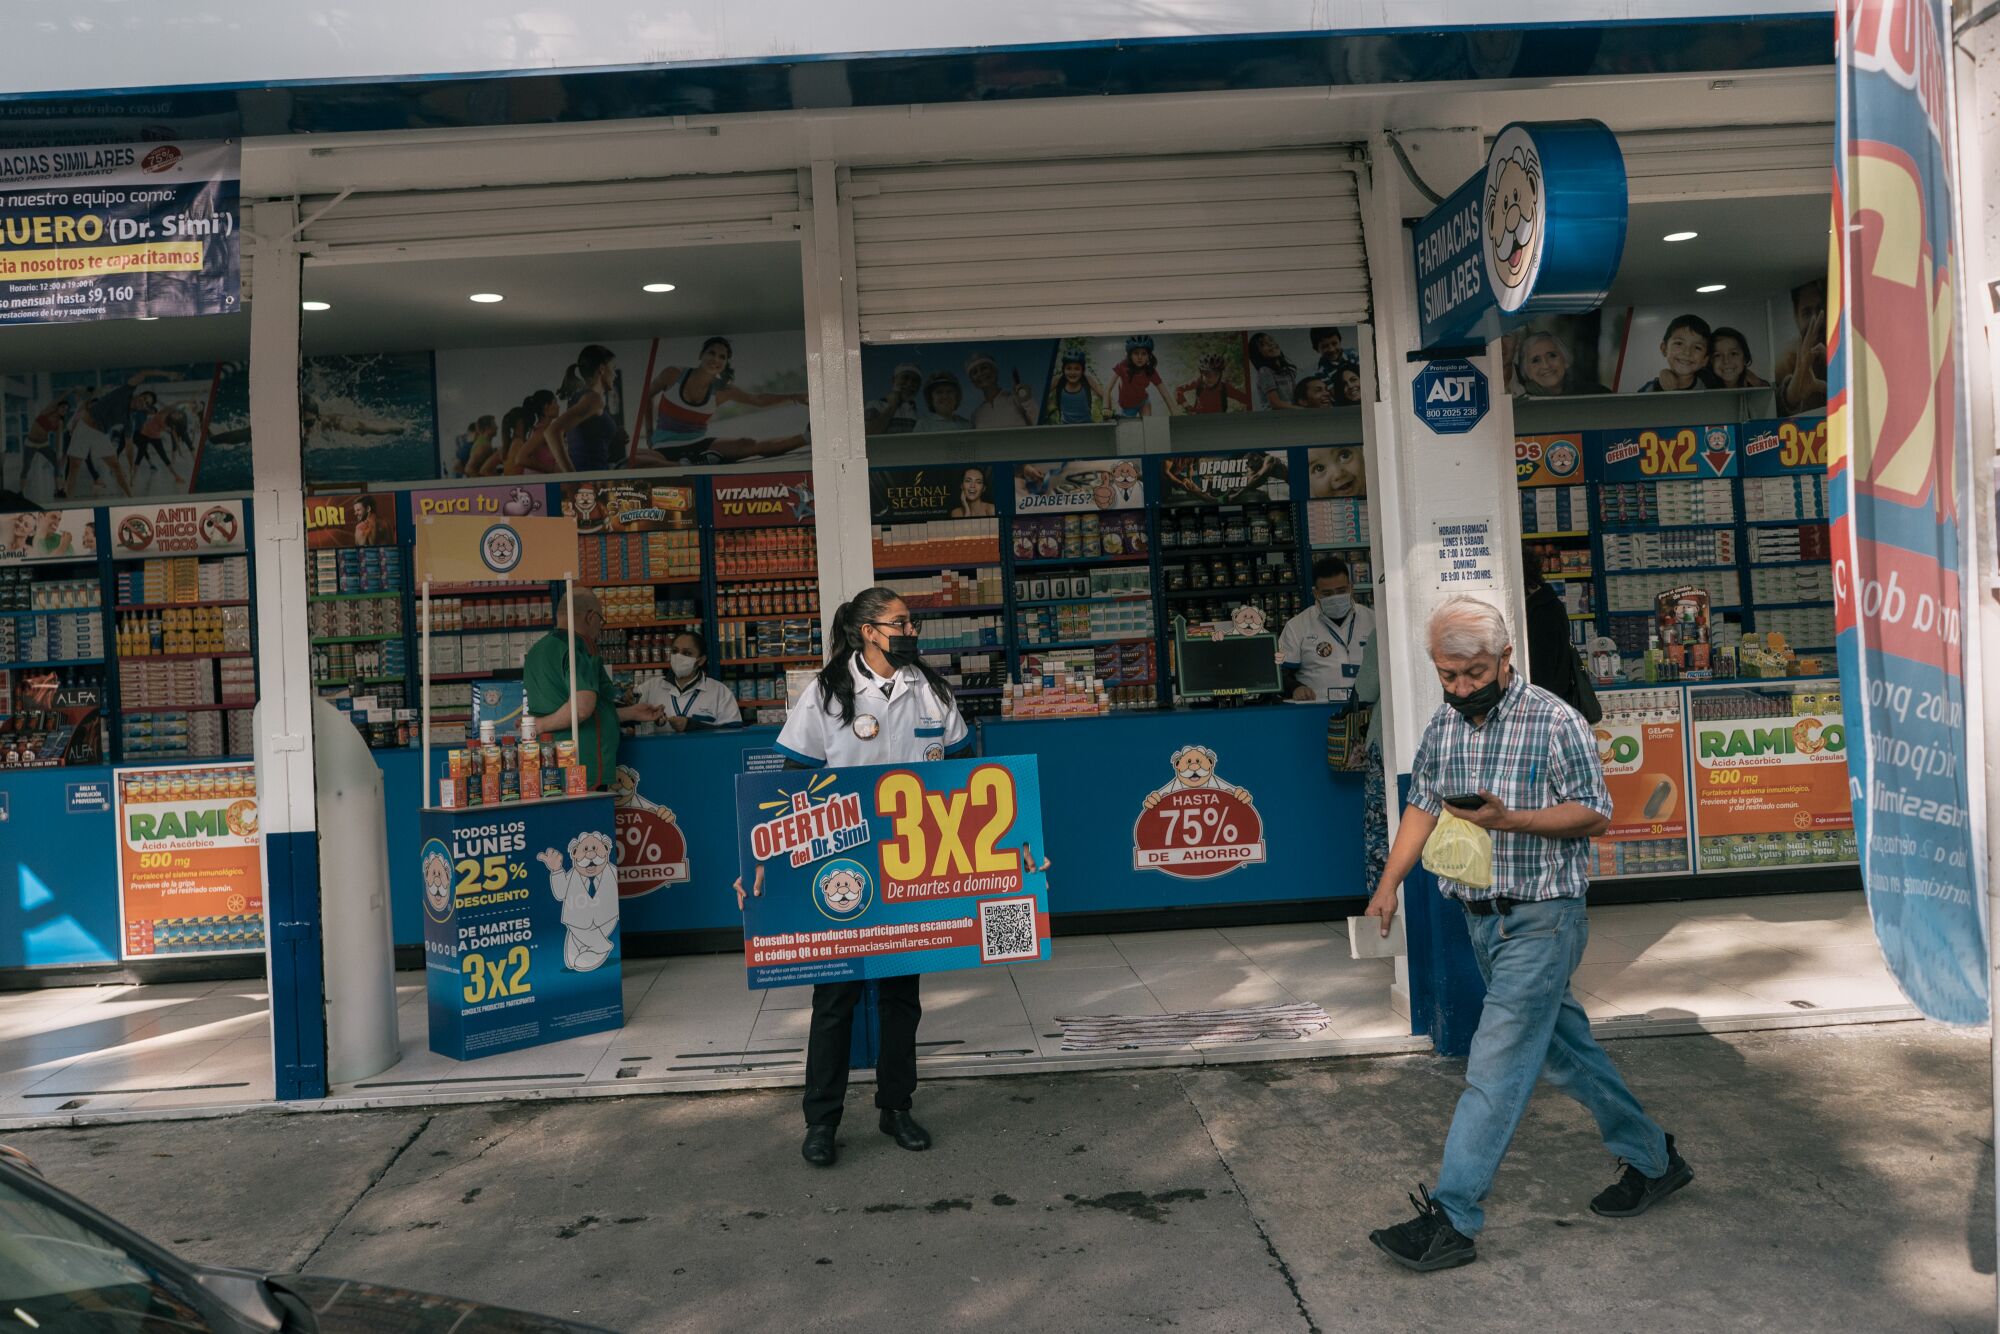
[859,339,1055,435]
[9,361,250,502]
[632,332,809,464]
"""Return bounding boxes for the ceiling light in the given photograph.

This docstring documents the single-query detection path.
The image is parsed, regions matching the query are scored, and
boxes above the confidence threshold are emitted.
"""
[1696,283,1727,293]
[1663,231,1698,243]
[469,292,504,304]
[642,282,676,293]
[301,300,330,312]
[134,315,159,322]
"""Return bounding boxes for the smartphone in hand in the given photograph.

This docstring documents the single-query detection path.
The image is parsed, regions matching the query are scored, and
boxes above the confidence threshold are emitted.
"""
[1443,793,1486,811]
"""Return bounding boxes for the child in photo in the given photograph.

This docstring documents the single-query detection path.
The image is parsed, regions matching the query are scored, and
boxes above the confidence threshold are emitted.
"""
[1045,349,1103,425]
[1707,327,1769,390]
[1311,326,1358,380]
[1174,353,1250,414]
[1636,314,1712,393]
[1293,376,1334,409]
[1249,331,1300,410]
[1106,336,1177,418]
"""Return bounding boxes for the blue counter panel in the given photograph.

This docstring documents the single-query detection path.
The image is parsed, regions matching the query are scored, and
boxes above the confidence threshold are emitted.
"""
[977,706,1364,914]
[0,764,124,968]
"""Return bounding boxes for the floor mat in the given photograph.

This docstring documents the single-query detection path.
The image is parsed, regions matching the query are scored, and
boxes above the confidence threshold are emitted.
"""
[1056,1002,1333,1051]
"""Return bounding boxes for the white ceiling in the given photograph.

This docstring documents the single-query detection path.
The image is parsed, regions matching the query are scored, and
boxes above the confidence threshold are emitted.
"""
[299,242,806,355]
[1606,195,1828,307]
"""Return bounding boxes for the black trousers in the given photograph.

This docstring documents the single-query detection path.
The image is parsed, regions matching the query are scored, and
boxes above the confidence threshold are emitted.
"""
[802,975,921,1127]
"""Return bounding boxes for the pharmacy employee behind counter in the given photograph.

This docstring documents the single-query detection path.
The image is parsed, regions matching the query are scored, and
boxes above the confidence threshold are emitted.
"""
[633,630,742,732]
[1280,555,1374,702]
[748,587,971,1170]
[524,588,664,788]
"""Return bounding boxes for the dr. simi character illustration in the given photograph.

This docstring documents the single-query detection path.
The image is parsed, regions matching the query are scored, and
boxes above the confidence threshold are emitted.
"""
[1143,745,1252,809]
[610,763,673,817]
[1110,459,1142,505]
[818,865,869,918]
[1486,142,1541,296]
[422,849,452,918]
[1230,604,1268,637]
[539,832,620,971]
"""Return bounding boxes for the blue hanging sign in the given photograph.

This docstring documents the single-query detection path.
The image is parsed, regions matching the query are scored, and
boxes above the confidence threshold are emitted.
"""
[1411,358,1490,435]
[1412,120,1628,349]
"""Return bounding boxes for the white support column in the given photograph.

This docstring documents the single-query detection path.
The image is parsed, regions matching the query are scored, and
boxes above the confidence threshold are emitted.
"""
[245,200,325,1099]
[1359,131,1527,778]
[800,160,875,624]
[1358,131,1526,1036]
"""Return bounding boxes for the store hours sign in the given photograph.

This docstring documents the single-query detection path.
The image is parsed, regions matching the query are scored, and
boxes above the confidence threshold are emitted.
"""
[0,139,240,325]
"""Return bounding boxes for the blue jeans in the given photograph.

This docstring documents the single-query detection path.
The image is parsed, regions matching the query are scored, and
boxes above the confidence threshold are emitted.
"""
[1433,896,1668,1236]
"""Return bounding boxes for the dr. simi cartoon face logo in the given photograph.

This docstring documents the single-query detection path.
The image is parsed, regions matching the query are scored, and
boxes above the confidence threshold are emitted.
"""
[813,859,874,921]
[1483,127,1544,309]
[421,840,454,922]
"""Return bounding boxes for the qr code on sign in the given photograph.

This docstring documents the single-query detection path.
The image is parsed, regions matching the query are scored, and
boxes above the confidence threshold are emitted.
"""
[978,896,1039,964]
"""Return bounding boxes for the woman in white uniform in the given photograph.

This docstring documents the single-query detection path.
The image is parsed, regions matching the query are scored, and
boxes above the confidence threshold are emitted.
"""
[632,631,742,732]
[741,586,970,1168]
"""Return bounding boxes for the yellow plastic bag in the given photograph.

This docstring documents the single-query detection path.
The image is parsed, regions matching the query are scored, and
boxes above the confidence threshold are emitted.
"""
[1421,809,1494,890]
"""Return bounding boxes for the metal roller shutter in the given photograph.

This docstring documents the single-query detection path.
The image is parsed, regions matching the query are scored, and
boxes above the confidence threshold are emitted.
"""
[1618,125,1833,203]
[848,150,1367,343]
[294,171,803,265]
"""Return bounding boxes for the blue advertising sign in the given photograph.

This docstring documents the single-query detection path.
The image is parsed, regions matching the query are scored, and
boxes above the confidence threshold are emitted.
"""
[1411,359,1489,435]
[735,755,1050,989]
[418,794,622,1060]
[1413,120,1628,349]
[1592,424,1738,482]
[0,139,239,325]
[1831,0,1984,1024]
[65,781,109,813]
[1739,417,1829,477]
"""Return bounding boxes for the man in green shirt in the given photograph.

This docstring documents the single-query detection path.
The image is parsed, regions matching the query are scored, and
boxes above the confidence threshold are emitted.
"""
[523,589,662,790]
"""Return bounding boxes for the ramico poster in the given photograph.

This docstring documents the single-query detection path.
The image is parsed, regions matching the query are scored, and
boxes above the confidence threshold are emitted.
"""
[114,762,264,960]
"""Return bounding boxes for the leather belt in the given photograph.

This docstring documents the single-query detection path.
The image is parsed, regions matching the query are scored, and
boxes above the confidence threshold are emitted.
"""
[1460,897,1521,916]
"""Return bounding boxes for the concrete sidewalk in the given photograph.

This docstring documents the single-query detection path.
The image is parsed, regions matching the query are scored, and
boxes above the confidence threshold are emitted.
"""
[9,1022,1993,1332]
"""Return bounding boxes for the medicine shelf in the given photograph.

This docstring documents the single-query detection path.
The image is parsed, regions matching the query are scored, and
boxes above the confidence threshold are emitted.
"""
[313,675,406,687]
[117,651,254,661]
[1015,596,1151,609]
[121,600,250,612]
[121,703,251,714]
[721,654,823,668]
[420,624,550,637]
[714,613,819,624]
[310,634,402,645]
[1523,531,1589,540]
[1012,555,1151,569]
[1016,637,1154,653]
[581,574,703,588]
[0,657,104,668]
[1601,564,1737,577]
[1160,584,1297,599]
[0,607,102,618]
[897,603,1006,616]
[306,592,399,603]
[873,558,1004,575]
[711,567,814,581]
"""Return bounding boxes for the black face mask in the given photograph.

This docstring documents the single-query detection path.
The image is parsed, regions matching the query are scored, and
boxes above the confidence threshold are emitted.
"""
[883,634,922,667]
[1446,678,1505,720]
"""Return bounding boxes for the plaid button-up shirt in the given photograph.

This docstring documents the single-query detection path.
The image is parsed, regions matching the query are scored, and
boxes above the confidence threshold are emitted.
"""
[1408,676,1611,902]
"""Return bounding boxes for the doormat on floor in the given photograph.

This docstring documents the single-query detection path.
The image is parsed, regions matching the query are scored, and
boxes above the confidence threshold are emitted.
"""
[1055,1003,1333,1051]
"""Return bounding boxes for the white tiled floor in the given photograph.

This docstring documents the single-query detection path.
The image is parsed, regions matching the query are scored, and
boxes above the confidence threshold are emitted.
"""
[0,892,1917,1125]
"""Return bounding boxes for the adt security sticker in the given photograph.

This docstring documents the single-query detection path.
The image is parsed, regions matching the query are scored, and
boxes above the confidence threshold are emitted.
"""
[1413,359,1490,435]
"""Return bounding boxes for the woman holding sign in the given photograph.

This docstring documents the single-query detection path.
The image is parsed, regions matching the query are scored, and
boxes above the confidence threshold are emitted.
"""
[739,587,969,1168]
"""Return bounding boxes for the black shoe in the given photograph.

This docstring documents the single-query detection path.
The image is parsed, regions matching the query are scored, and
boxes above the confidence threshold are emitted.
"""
[1368,1185,1476,1272]
[801,1124,838,1167]
[1591,1133,1693,1217]
[878,1109,932,1151]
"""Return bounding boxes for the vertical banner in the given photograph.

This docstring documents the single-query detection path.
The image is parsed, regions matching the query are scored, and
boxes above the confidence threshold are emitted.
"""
[114,762,264,959]
[735,756,1050,988]
[1830,0,1986,1023]
[0,139,239,325]
[419,795,623,1060]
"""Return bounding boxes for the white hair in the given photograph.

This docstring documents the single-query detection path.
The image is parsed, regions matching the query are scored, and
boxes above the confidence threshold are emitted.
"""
[569,830,611,857]
[1427,596,1510,661]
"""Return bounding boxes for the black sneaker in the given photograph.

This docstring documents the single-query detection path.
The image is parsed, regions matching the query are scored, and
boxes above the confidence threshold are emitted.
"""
[1369,1185,1477,1272]
[1591,1133,1693,1217]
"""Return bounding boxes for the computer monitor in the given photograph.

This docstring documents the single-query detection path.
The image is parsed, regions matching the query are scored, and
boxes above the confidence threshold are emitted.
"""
[1172,617,1282,699]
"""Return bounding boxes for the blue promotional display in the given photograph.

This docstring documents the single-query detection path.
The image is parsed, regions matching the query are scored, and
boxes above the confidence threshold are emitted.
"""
[1412,120,1627,349]
[0,138,240,325]
[1411,358,1490,435]
[735,755,1050,989]
[418,793,622,1060]
[1592,423,1739,482]
[1739,417,1829,477]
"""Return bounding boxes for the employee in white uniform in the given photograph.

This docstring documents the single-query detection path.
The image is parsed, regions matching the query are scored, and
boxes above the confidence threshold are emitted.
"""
[742,586,970,1168]
[1280,555,1375,703]
[633,630,742,731]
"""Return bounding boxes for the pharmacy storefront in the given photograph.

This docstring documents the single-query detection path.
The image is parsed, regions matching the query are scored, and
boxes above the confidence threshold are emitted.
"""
[0,4,1912,1120]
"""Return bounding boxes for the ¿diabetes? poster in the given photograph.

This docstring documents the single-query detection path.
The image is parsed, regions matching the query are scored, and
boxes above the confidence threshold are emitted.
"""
[735,756,1050,988]
[114,762,264,960]
[0,138,240,326]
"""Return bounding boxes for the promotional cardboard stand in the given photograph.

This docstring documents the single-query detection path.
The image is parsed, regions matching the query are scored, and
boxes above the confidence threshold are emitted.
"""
[413,513,620,1061]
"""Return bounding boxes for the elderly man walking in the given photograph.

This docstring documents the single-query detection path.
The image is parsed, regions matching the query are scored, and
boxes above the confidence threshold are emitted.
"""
[1364,596,1692,1272]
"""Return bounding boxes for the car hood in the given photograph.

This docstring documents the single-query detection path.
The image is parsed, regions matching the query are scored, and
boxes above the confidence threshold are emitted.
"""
[269,1274,614,1333]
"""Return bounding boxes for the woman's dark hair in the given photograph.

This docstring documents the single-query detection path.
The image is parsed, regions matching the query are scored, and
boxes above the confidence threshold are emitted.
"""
[1521,542,1549,589]
[500,406,524,446]
[699,336,737,388]
[673,628,708,657]
[577,344,617,381]
[816,587,954,725]
[523,388,557,420]
[1248,332,1296,375]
